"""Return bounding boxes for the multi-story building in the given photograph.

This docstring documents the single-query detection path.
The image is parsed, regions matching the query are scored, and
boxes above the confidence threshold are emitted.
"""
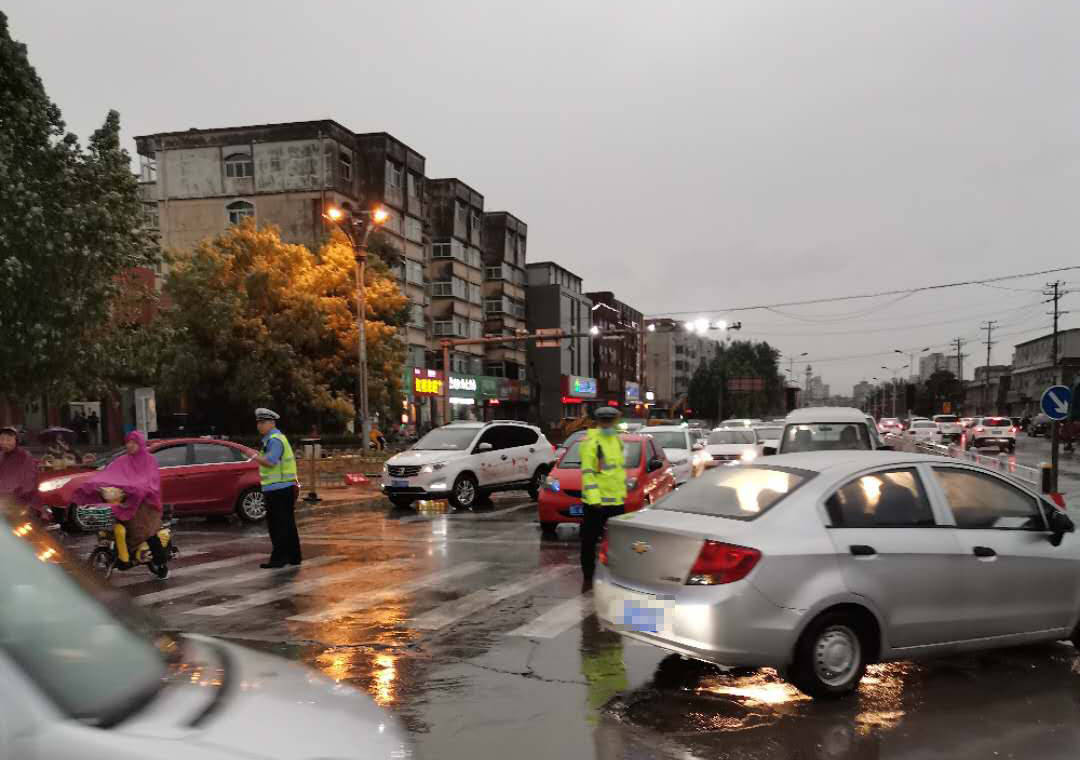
[644,320,717,409]
[964,365,1012,416]
[919,352,961,382]
[481,212,528,379]
[427,178,486,387]
[852,380,873,410]
[584,292,643,409]
[133,120,432,390]
[526,262,594,426]
[1007,328,1080,415]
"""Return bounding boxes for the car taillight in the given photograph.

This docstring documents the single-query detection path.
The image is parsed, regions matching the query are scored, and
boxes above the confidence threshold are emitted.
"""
[975,427,984,433]
[598,536,609,566]
[686,541,761,585]
[1010,427,1018,434]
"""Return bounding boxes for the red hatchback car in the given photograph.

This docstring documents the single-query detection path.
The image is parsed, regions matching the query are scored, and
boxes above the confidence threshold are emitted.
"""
[36,438,264,529]
[537,433,676,536]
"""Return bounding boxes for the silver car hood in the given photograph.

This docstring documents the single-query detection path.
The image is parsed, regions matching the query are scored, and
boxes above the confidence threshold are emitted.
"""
[118,635,410,759]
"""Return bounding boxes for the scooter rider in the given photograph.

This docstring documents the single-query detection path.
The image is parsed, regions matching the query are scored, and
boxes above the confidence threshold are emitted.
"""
[579,406,627,593]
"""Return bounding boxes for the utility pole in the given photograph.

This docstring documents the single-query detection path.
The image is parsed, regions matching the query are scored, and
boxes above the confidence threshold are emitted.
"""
[1044,281,1069,492]
[950,337,966,414]
[804,365,813,406]
[981,321,996,415]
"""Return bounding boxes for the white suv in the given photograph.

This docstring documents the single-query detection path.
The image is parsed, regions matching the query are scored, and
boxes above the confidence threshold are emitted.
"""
[381,421,555,509]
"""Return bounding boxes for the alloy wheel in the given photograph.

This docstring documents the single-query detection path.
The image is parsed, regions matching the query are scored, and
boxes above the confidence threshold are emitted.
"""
[240,490,267,521]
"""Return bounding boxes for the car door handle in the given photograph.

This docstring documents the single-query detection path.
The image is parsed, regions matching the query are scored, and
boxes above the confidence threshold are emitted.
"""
[501,455,508,460]
[529,448,536,453]
[849,545,876,556]
[973,546,997,558]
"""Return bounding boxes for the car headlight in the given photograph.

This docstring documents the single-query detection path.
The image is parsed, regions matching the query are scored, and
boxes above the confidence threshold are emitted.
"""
[382,463,389,474]
[38,474,75,493]
[545,476,561,492]
[626,476,639,491]
[420,462,446,474]
[741,450,757,462]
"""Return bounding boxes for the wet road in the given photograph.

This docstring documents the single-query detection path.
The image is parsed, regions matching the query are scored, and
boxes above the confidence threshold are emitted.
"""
[59,492,1080,760]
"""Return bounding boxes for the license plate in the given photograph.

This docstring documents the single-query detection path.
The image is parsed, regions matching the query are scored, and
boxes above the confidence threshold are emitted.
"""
[391,479,409,488]
[569,504,584,516]
[608,588,674,634]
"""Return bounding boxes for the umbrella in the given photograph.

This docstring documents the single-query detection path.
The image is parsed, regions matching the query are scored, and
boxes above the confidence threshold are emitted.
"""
[38,427,76,444]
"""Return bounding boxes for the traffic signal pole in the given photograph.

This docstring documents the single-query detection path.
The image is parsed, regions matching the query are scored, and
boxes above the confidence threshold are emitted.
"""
[1045,281,1066,492]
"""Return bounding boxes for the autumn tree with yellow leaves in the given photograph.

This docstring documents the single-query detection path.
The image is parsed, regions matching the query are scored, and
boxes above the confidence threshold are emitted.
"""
[161,222,409,433]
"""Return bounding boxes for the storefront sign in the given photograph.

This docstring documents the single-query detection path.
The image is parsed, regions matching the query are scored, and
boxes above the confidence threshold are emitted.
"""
[624,382,640,403]
[564,375,597,399]
[449,375,478,394]
[478,376,499,399]
[412,368,444,396]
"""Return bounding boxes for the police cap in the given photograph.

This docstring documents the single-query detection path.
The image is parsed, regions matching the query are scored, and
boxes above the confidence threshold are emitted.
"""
[254,408,280,422]
[593,406,620,421]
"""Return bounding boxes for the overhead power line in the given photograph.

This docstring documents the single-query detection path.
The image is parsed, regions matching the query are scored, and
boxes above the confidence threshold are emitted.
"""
[646,265,1080,317]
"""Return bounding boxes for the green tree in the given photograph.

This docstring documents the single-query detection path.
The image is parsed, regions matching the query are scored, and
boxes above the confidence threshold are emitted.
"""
[0,13,159,402]
[687,339,783,421]
[161,223,408,433]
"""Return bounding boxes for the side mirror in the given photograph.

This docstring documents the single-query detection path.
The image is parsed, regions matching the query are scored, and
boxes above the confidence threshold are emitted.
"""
[762,446,777,456]
[877,444,894,451]
[648,458,664,472]
[1048,508,1075,546]
[476,442,493,453]
[692,442,704,451]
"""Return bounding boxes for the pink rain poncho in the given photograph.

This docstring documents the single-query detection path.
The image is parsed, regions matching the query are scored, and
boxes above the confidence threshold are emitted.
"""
[73,431,162,521]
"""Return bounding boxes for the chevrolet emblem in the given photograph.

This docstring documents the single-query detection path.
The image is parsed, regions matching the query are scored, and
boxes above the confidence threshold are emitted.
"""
[631,541,651,554]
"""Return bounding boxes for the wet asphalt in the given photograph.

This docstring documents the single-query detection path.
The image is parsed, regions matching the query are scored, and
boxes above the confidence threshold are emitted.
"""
[57,462,1080,760]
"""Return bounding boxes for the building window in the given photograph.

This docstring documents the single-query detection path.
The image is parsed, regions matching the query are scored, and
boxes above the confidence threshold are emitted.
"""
[407,173,419,199]
[408,303,425,328]
[224,153,253,179]
[405,216,423,243]
[226,200,254,225]
[469,319,483,339]
[485,362,506,378]
[485,265,505,281]
[455,202,467,226]
[385,161,402,188]
[405,259,425,286]
[468,283,482,305]
[339,151,352,181]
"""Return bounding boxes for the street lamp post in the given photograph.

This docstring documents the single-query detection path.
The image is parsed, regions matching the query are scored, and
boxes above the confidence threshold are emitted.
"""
[323,205,388,449]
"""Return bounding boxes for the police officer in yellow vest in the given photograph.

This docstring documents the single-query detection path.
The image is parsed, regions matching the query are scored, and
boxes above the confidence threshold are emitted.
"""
[253,408,301,568]
[579,406,626,592]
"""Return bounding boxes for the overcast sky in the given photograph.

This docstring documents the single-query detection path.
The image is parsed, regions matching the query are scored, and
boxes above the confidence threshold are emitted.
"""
[8,0,1079,391]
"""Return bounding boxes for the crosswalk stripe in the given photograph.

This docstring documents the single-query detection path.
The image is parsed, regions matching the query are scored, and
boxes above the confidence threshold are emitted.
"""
[505,593,593,639]
[288,561,490,623]
[110,557,262,591]
[185,557,415,617]
[109,550,220,586]
[411,565,576,631]
[134,555,342,606]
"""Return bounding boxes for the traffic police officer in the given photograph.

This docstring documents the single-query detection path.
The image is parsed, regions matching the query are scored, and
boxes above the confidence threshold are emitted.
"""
[579,406,627,592]
[253,408,302,568]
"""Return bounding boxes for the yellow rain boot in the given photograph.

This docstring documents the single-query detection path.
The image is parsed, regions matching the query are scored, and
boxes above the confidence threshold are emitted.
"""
[113,523,131,565]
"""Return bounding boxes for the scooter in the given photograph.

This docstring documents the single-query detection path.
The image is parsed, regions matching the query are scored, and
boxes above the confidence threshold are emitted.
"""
[76,504,179,579]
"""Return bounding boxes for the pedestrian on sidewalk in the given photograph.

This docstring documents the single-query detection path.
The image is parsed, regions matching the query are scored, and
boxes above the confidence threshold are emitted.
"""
[578,406,627,593]
[252,408,302,568]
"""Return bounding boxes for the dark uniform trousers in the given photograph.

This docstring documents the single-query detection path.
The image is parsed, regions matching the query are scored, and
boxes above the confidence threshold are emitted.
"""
[265,485,302,564]
[580,504,625,581]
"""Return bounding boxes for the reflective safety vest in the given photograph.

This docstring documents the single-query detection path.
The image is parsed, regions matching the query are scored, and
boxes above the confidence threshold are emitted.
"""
[259,431,298,488]
[580,428,627,507]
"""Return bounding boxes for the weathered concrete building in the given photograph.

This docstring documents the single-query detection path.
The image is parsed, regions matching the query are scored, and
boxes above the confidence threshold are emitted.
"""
[644,320,717,408]
[584,291,643,409]
[481,212,528,380]
[427,178,486,381]
[526,262,594,426]
[1007,328,1080,415]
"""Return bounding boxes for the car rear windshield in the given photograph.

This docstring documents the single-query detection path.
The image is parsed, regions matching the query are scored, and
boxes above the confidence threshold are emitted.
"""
[413,427,480,450]
[754,427,782,439]
[559,440,642,469]
[648,431,687,450]
[780,423,871,452]
[708,430,756,444]
[913,421,936,428]
[653,466,812,520]
[983,418,1011,427]
[934,416,958,423]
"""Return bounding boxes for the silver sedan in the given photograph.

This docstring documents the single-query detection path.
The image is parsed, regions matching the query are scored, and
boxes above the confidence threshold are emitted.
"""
[595,450,1079,698]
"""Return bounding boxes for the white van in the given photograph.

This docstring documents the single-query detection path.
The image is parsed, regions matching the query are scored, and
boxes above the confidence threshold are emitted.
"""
[772,406,890,454]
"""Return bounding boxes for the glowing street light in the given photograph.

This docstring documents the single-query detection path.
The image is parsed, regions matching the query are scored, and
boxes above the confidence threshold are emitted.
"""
[589,325,600,335]
[372,207,390,225]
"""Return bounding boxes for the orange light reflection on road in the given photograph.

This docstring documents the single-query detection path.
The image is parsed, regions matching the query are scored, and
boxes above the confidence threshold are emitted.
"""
[373,653,396,706]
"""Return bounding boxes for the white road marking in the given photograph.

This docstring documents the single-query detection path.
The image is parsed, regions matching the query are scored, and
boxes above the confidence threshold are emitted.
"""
[505,593,593,639]
[411,565,576,631]
[185,557,415,616]
[288,561,490,623]
[398,502,536,523]
[133,555,341,606]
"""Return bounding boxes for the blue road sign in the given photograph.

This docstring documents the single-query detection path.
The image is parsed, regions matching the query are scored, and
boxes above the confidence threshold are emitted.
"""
[1041,385,1072,421]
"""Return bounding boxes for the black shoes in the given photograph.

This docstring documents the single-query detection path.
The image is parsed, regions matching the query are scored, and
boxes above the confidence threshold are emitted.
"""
[581,578,594,594]
[150,562,169,580]
[260,559,301,569]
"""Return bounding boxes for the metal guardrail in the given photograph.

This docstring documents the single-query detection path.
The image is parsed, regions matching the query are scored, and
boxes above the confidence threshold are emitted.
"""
[895,437,1041,488]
